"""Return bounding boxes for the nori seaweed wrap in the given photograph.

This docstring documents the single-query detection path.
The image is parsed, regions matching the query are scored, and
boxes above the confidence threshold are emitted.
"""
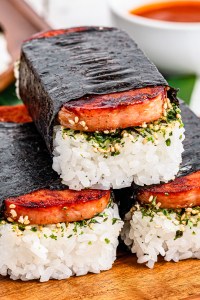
[0,106,112,225]
[18,27,184,190]
[0,121,63,207]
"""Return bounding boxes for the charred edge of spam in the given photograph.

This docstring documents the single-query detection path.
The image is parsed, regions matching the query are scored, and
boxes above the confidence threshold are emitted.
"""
[62,103,183,157]
[0,199,121,241]
[130,197,200,240]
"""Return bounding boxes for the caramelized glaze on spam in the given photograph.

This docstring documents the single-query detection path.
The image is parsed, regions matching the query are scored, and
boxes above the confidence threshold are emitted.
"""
[4,189,110,225]
[59,86,166,132]
[137,171,200,208]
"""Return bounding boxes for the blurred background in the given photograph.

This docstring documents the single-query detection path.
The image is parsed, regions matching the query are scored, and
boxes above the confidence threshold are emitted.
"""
[0,0,199,114]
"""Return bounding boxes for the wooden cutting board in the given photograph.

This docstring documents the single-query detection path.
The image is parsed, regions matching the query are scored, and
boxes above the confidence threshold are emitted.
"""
[1,249,200,300]
[0,0,50,92]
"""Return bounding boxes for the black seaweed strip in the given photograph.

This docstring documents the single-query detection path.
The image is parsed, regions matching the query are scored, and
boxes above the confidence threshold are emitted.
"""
[0,122,65,209]
[178,102,200,176]
[19,27,168,152]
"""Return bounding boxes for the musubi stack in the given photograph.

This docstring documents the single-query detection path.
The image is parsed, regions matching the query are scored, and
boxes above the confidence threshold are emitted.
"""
[0,106,123,282]
[121,102,200,268]
[18,27,185,190]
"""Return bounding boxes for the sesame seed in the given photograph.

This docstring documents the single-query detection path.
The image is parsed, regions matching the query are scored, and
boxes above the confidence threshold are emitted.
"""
[114,143,120,151]
[161,125,166,131]
[10,209,17,218]
[9,204,16,209]
[123,132,128,138]
[93,147,98,153]
[168,103,172,109]
[179,225,185,232]
[69,119,75,125]
[192,209,198,215]
[56,223,61,228]
[18,216,24,224]
[111,146,115,153]
[163,111,167,117]
[186,208,192,212]
[154,133,158,139]
[104,130,109,134]
[156,202,161,208]
[181,213,186,221]
[98,148,107,153]
[186,211,191,216]
[24,216,29,221]
[173,220,179,225]
[7,217,14,223]
[1,221,6,225]
[149,195,154,202]
[142,138,148,145]
[176,114,181,119]
[80,121,86,127]
[74,116,79,123]
[142,122,147,128]
[24,219,30,225]
[39,226,43,231]
[164,102,168,110]
[154,125,160,131]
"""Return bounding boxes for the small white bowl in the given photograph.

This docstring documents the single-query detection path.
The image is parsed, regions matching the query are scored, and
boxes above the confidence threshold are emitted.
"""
[108,0,200,75]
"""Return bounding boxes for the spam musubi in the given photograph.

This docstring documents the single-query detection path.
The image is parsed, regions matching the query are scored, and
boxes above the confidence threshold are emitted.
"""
[120,102,200,268]
[0,105,123,282]
[18,27,185,190]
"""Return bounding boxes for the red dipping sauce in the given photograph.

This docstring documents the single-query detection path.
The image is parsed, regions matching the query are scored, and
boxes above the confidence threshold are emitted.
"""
[130,1,200,23]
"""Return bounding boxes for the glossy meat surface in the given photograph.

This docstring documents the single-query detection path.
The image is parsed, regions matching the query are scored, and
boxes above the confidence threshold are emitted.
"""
[4,189,110,224]
[59,86,166,131]
[0,105,32,123]
[137,171,200,208]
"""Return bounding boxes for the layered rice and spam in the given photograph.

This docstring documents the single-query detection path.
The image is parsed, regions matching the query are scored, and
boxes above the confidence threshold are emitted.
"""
[0,106,123,282]
[121,171,200,268]
[18,27,185,190]
[0,198,122,282]
[53,92,185,190]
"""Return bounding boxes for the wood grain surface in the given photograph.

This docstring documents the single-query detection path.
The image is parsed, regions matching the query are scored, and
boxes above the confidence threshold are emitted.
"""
[1,249,200,300]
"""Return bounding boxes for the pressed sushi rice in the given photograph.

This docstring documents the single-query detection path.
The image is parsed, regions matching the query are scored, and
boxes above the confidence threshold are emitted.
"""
[121,202,200,268]
[0,203,123,282]
[53,116,185,190]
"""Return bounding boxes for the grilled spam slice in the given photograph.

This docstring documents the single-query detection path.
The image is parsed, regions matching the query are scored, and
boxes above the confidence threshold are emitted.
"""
[0,105,32,123]
[137,171,200,209]
[4,189,110,225]
[59,86,166,132]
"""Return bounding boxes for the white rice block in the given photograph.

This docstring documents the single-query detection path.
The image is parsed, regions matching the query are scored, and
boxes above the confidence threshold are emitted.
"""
[0,204,123,282]
[121,208,200,268]
[53,122,185,190]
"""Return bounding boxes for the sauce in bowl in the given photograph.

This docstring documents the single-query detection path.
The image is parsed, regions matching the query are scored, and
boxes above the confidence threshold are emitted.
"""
[130,1,200,23]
